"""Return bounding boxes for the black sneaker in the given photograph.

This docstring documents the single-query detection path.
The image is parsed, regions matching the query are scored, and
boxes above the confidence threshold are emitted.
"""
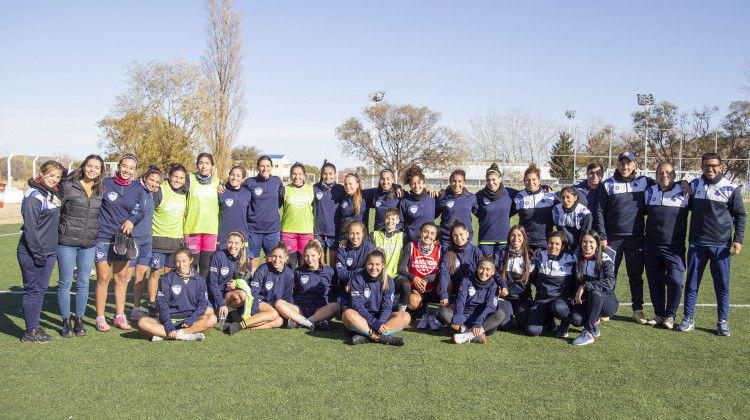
[378,335,405,346]
[350,335,367,345]
[21,328,52,343]
[113,231,128,256]
[227,322,244,336]
[61,318,74,338]
[313,321,329,331]
[125,235,138,260]
[147,302,159,318]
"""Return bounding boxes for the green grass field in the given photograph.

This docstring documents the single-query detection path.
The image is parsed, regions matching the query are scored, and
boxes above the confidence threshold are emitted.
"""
[0,207,748,419]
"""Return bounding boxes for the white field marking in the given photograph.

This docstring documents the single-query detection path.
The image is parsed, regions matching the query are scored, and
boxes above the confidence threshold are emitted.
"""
[0,232,21,236]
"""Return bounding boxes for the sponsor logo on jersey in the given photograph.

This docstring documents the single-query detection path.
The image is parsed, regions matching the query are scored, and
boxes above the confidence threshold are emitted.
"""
[225,198,234,207]
[300,275,309,284]
[107,192,118,201]
[172,284,182,295]
[412,255,439,276]
[220,267,229,276]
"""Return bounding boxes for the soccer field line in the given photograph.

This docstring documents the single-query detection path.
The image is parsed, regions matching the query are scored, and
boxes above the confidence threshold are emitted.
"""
[0,290,749,307]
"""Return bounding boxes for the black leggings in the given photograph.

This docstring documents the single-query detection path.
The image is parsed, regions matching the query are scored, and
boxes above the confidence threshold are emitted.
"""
[568,291,619,331]
[395,276,411,307]
[437,299,513,335]
[198,251,214,278]
[525,300,558,337]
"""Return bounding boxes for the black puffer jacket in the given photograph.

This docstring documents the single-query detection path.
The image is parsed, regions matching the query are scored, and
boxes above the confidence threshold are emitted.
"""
[58,179,103,248]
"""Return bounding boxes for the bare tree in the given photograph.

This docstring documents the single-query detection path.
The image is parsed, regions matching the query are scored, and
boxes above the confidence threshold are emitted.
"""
[203,0,245,176]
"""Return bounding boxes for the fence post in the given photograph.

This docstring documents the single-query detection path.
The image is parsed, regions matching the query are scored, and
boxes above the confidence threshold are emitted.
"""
[678,129,683,172]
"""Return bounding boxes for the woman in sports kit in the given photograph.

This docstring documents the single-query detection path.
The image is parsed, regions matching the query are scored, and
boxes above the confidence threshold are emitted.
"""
[206,231,255,326]
[513,164,558,252]
[438,220,484,309]
[495,225,536,331]
[137,245,217,341]
[94,154,146,332]
[365,169,402,232]
[18,161,64,343]
[275,239,340,331]
[335,220,376,306]
[56,155,104,338]
[475,163,517,255]
[242,155,284,274]
[281,163,315,269]
[438,255,510,344]
[337,173,371,239]
[552,186,592,252]
[564,230,619,346]
[398,164,437,243]
[184,153,220,276]
[313,160,345,264]
[129,166,162,321]
[435,169,478,244]
[144,163,188,318]
[396,222,441,313]
[525,231,576,337]
[342,249,410,346]
[218,165,252,251]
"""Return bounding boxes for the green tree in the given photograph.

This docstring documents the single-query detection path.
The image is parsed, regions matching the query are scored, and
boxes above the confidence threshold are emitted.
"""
[230,145,261,171]
[718,100,750,181]
[629,101,681,169]
[336,103,467,180]
[549,132,575,180]
[98,59,208,171]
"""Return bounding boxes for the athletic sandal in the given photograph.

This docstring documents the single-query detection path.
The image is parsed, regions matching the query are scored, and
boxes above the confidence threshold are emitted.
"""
[95,316,110,332]
[113,315,132,330]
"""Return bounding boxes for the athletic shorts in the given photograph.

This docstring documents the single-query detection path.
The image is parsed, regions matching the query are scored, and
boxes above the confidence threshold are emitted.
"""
[130,238,153,267]
[94,242,129,264]
[247,232,280,259]
[314,234,338,253]
[297,304,324,318]
[150,252,175,270]
[184,234,218,254]
[282,232,314,254]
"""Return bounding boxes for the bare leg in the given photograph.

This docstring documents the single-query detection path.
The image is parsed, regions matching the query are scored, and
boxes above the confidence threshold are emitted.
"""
[112,260,131,316]
[313,302,341,322]
[95,261,112,317]
[147,268,162,303]
[246,302,282,329]
[408,290,424,311]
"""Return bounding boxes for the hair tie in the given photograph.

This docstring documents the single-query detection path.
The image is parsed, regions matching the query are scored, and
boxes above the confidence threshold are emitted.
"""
[486,169,501,175]
[119,154,138,167]
[229,230,246,242]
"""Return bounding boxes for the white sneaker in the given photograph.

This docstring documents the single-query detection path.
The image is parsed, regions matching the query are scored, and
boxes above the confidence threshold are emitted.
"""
[417,315,429,329]
[662,317,675,330]
[453,332,473,344]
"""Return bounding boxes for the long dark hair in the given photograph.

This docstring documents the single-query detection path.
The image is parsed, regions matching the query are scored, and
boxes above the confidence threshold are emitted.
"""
[65,154,105,194]
[576,229,603,284]
[501,225,532,285]
[446,220,470,276]
[560,186,581,208]
[365,249,389,292]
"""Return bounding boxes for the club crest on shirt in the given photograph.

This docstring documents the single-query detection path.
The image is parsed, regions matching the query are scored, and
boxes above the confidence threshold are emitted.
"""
[300,275,309,284]
[265,281,274,291]
[375,199,382,207]
[346,258,353,266]
[483,197,490,205]
[408,205,418,214]
[172,284,182,295]
[341,201,348,209]
[364,287,371,298]
[493,297,498,306]
[107,192,118,201]
[468,286,476,296]
[455,258,461,268]
[446,200,454,209]
[254,187,263,196]
[225,198,234,207]
[316,192,323,200]
[220,267,229,276]
[152,257,160,266]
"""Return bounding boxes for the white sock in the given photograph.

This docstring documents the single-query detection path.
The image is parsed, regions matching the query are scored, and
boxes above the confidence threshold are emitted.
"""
[151,335,164,342]
[398,304,407,312]
[176,329,205,341]
[132,306,141,312]
[297,317,313,328]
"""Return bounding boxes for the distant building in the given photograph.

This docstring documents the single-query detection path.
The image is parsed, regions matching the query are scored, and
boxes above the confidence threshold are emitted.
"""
[267,154,292,181]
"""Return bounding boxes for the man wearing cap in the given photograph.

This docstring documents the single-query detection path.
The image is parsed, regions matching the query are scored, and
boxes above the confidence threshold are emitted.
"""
[678,153,745,336]
[594,151,656,325]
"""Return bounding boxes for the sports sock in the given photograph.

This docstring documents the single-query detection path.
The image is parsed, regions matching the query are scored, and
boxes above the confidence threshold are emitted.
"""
[175,329,205,341]
[133,306,141,312]
[397,304,407,312]
[151,335,164,342]
[297,317,313,328]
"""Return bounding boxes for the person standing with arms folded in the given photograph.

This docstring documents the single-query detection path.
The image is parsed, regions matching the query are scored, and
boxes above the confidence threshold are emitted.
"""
[56,155,104,338]
[679,153,745,336]
[184,153,220,276]
[18,161,64,343]
[643,162,690,330]
[594,151,655,325]
[242,155,284,274]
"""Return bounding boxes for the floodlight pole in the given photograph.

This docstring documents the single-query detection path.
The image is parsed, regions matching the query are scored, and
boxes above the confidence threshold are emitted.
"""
[565,110,576,182]
[637,94,654,176]
[368,91,385,183]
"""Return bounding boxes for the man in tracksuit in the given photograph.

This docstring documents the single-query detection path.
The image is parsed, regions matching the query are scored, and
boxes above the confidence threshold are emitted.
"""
[595,151,655,324]
[574,162,604,214]
[679,153,745,336]
[643,162,690,330]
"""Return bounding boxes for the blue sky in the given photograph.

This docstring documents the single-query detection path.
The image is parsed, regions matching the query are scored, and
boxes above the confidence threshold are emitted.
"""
[1,1,748,169]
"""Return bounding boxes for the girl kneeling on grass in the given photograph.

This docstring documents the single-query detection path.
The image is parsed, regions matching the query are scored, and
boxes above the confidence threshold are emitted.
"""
[137,246,217,341]
[224,241,293,335]
[276,239,340,331]
[342,249,411,346]
[437,256,509,344]
[561,230,619,346]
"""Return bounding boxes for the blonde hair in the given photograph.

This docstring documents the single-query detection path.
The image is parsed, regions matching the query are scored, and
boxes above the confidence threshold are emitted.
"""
[226,231,250,272]
[303,239,325,268]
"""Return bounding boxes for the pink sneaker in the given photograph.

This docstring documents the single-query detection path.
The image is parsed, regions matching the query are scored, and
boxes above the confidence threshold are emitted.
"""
[95,316,110,332]
[113,315,132,330]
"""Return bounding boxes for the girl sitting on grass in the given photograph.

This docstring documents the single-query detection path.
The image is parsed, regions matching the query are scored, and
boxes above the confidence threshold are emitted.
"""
[137,245,217,341]
[495,225,536,331]
[342,249,411,346]
[275,239,340,331]
[335,220,376,306]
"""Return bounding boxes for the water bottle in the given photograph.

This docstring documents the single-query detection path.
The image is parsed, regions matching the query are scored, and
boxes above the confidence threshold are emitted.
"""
[216,315,226,331]
[131,203,140,215]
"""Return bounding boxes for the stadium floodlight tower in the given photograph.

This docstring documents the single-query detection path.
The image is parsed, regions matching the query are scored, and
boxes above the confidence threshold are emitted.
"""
[637,93,655,173]
[368,91,385,179]
[369,91,385,106]
[565,110,577,182]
